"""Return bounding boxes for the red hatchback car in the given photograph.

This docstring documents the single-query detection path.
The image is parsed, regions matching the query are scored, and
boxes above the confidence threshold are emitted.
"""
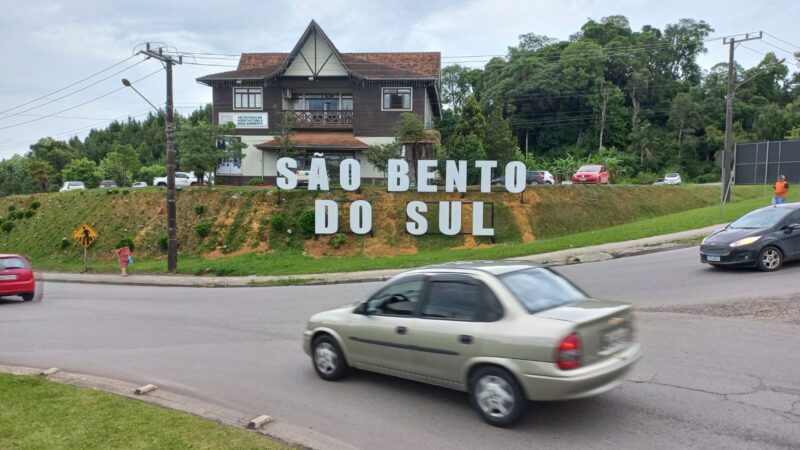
[572,164,610,184]
[0,254,36,301]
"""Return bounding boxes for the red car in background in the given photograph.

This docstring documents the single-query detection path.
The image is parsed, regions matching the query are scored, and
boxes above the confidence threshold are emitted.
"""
[572,164,610,184]
[0,254,36,301]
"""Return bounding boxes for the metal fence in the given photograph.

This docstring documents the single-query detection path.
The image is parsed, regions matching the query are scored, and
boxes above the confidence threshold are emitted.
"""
[735,139,800,185]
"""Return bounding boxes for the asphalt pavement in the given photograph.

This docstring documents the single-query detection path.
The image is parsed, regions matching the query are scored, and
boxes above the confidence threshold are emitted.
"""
[1,247,799,449]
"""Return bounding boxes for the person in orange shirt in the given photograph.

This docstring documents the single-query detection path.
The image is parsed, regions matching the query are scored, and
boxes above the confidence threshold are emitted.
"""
[773,175,790,205]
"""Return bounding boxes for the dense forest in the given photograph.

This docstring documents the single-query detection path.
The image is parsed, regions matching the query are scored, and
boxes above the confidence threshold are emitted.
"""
[2,15,800,197]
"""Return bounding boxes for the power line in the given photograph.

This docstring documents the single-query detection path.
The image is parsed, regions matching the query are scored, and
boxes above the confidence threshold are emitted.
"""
[0,69,164,131]
[0,58,147,121]
[763,32,800,50]
[0,54,139,116]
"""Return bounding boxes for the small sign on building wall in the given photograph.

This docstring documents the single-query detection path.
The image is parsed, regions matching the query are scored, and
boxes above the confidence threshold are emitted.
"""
[219,112,269,129]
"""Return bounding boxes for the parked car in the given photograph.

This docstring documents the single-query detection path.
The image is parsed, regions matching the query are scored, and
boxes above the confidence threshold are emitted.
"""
[663,173,682,185]
[99,179,117,188]
[153,172,194,188]
[491,170,555,186]
[0,254,36,301]
[572,165,610,184]
[652,179,665,185]
[700,202,800,271]
[58,181,86,192]
[304,261,641,427]
[132,181,147,188]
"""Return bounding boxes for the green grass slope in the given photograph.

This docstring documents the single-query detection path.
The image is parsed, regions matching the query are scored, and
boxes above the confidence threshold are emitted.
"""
[0,184,767,274]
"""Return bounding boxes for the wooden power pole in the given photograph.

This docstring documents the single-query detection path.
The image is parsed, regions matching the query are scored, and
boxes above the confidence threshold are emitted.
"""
[721,32,761,204]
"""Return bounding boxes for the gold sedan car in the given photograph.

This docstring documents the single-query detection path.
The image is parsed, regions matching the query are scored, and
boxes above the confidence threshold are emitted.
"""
[303,261,642,426]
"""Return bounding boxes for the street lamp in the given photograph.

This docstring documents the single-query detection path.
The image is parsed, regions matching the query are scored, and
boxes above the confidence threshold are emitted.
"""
[121,70,179,272]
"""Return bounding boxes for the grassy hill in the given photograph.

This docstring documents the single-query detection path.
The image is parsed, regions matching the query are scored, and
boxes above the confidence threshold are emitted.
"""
[0,184,766,275]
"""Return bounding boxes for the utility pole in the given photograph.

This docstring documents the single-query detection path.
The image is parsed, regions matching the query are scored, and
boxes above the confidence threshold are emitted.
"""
[721,32,761,205]
[138,44,182,272]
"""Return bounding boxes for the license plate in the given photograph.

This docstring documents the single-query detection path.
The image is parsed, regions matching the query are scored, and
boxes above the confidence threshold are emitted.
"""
[601,328,630,352]
[0,274,17,280]
[706,255,720,262]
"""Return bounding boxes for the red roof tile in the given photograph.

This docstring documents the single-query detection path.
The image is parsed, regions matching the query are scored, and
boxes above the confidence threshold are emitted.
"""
[256,132,369,150]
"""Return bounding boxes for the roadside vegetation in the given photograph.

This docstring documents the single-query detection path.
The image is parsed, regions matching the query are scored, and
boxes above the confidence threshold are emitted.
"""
[0,184,775,276]
[0,373,286,449]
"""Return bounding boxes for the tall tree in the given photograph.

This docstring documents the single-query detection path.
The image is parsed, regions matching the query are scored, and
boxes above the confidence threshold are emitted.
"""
[99,143,141,186]
[482,103,518,165]
[62,157,101,188]
[177,122,245,185]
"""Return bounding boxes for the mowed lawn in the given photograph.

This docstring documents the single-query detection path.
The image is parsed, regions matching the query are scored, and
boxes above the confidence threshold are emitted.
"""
[34,189,776,276]
[0,373,287,449]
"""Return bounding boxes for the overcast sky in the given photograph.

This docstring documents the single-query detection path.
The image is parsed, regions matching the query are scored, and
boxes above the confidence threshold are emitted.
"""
[1,0,798,161]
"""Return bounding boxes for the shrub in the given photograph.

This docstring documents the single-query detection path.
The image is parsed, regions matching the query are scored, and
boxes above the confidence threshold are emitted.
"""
[24,209,34,218]
[60,237,71,249]
[330,233,347,248]
[7,205,16,212]
[14,211,25,219]
[298,210,315,236]
[248,178,264,186]
[695,172,719,184]
[115,237,135,251]
[632,171,661,185]
[29,200,41,210]
[270,213,287,232]
[194,204,206,216]
[157,236,168,252]
[1,221,14,233]
[195,221,212,238]
[121,189,130,195]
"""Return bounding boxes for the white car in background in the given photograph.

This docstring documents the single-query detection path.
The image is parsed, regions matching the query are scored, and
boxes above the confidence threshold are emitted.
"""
[59,181,86,192]
[153,172,195,187]
[132,181,148,189]
[663,173,682,185]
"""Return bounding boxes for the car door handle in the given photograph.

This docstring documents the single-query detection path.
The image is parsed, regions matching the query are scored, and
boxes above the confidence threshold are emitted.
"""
[395,326,407,335]
[459,335,473,344]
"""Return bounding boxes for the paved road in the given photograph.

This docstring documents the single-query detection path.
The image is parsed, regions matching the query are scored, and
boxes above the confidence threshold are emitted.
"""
[1,247,799,449]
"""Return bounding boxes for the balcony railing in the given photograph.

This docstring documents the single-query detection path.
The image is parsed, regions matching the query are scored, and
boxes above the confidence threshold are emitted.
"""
[286,110,354,129]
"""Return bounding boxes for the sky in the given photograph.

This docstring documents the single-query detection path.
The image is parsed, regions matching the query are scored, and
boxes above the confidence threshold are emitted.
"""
[1,0,799,161]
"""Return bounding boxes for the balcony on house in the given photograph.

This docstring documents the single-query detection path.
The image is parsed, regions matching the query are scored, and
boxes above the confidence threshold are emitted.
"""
[284,92,353,129]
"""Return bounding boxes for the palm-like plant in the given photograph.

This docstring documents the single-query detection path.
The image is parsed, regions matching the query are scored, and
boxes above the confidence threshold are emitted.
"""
[27,158,53,192]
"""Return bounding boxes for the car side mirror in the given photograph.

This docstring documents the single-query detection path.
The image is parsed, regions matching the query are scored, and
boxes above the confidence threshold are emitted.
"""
[354,303,371,315]
[786,223,800,233]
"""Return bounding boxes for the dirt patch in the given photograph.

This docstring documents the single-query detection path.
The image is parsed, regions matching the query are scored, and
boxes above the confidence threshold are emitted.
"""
[362,240,417,257]
[452,235,494,250]
[303,235,360,257]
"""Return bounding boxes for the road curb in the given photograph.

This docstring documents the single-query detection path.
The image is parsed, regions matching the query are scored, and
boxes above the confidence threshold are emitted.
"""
[37,224,722,288]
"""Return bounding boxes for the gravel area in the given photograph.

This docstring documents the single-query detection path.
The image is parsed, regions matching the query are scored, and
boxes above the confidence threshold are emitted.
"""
[641,296,800,324]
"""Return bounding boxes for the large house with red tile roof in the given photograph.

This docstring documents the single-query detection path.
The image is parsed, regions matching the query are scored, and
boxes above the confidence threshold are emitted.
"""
[197,20,442,185]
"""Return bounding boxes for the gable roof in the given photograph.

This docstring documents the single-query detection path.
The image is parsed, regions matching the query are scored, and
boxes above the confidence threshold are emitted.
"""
[197,21,440,84]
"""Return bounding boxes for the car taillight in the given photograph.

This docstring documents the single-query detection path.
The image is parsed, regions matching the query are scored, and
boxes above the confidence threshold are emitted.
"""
[556,333,582,370]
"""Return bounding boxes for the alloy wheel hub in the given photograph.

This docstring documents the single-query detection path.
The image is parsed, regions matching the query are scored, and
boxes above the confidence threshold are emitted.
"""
[315,343,338,374]
[476,375,514,418]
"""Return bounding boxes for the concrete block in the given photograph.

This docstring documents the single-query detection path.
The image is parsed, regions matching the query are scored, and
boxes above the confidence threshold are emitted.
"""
[134,384,158,395]
[40,367,61,376]
[247,415,274,429]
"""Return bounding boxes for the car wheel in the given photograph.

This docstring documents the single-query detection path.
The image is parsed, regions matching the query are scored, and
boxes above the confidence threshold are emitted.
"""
[757,246,783,272]
[312,335,347,381]
[21,293,34,301]
[157,183,166,187]
[469,366,525,427]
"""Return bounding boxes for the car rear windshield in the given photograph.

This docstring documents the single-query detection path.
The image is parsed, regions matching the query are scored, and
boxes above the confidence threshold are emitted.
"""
[729,208,791,229]
[0,257,28,269]
[499,268,586,314]
[69,182,84,187]
[578,165,600,172]
[666,173,679,177]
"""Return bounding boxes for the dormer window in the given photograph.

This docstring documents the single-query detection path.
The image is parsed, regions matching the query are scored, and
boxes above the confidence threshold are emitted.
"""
[382,88,412,111]
[233,87,262,110]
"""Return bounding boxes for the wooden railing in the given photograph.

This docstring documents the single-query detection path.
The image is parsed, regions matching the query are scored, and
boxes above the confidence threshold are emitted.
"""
[286,110,354,128]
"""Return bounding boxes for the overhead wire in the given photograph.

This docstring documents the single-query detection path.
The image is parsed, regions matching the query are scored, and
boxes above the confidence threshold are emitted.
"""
[0,54,139,116]
[0,68,164,131]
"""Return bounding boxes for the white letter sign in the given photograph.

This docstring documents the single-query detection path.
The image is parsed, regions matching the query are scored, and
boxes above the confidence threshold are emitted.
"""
[314,200,338,234]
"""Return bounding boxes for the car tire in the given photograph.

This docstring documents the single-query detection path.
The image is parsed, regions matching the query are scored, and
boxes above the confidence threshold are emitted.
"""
[469,366,526,427]
[757,246,783,272]
[157,183,166,187]
[312,335,348,381]
[21,293,34,301]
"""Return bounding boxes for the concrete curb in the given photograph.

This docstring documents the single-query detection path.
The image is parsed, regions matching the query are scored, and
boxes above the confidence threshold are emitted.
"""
[38,224,724,288]
[0,363,356,450]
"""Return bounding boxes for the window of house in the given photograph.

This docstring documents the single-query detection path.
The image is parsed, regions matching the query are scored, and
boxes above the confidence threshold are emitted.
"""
[382,88,412,111]
[287,93,353,111]
[233,87,262,110]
